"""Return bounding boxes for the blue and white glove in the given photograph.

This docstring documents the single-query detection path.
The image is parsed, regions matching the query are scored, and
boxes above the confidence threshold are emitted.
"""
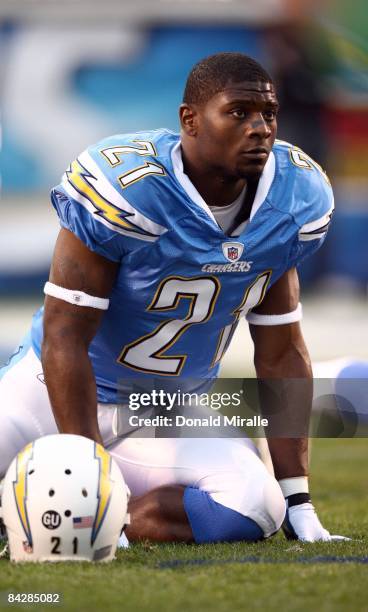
[279,477,350,542]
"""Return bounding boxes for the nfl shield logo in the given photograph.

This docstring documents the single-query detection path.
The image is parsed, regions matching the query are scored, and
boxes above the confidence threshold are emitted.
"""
[222,242,244,262]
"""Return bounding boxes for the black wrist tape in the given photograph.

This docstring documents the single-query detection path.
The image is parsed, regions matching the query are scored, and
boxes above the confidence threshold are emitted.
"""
[287,492,311,507]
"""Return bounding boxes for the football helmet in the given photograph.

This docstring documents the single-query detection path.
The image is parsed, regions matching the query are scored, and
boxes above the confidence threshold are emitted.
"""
[1,434,130,562]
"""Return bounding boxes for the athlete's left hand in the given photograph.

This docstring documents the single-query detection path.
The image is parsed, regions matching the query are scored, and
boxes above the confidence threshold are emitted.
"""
[282,502,351,542]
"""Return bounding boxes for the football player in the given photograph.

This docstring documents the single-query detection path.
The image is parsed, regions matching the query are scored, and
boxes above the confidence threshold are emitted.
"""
[0,53,342,544]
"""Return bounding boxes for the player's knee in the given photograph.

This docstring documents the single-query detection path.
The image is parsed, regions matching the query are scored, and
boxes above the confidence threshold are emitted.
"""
[183,487,264,543]
[183,472,285,543]
[260,474,286,535]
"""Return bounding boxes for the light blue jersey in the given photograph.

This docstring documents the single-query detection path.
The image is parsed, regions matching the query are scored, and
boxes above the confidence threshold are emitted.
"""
[31,130,334,403]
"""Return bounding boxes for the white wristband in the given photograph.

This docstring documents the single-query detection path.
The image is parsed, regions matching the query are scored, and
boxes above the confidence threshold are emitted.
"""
[278,476,309,498]
[246,302,302,326]
[44,282,110,310]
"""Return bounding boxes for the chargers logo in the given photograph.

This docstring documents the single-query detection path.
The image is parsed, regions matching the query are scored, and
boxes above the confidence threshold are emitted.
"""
[13,442,34,547]
[91,444,114,546]
[222,242,244,262]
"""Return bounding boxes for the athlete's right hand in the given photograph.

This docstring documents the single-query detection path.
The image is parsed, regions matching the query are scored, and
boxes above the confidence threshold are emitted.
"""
[283,502,350,542]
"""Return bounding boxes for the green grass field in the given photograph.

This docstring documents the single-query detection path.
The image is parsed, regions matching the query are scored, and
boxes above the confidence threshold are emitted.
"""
[1,438,367,612]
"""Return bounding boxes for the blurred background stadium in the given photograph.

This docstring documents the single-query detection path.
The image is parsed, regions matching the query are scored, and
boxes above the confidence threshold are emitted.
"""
[1,0,367,374]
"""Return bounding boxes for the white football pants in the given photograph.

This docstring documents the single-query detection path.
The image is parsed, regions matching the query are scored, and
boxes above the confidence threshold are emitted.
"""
[0,342,285,537]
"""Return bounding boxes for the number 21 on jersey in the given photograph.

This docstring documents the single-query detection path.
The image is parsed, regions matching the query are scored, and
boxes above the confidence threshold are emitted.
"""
[119,271,271,375]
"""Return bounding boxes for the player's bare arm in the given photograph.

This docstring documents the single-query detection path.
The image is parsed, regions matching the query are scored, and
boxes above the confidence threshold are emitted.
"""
[249,267,312,480]
[42,227,119,444]
[42,229,194,541]
[248,269,347,541]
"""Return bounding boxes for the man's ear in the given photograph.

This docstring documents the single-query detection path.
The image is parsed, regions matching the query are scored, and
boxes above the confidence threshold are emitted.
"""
[179,103,198,137]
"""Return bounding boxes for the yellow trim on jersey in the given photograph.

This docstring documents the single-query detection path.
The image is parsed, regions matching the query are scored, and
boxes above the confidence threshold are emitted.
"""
[275,140,330,185]
[210,270,272,368]
[233,270,272,318]
[118,275,221,376]
[289,146,331,186]
[118,161,166,189]
[100,140,158,167]
[66,159,138,231]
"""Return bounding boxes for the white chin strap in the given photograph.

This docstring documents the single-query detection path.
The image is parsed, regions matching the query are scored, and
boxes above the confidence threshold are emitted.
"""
[44,282,110,310]
[246,302,302,326]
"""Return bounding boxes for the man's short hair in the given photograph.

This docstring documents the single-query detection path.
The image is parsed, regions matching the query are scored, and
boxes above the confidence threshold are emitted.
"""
[183,52,273,106]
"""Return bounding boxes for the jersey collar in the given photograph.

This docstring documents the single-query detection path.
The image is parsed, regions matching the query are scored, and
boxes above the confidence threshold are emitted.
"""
[249,149,275,220]
[171,141,217,223]
[171,141,275,224]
